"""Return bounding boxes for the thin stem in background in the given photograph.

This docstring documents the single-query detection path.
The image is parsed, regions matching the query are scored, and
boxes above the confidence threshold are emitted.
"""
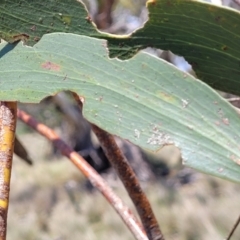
[92,124,164,240]
[14,136,33,165]
[17,109,147,240]
[227,98,240,115]
[0,102,17,240]
[227,97,240,103]
[226,214,240,240]
[72,93,164,240]
[233,0,240,6]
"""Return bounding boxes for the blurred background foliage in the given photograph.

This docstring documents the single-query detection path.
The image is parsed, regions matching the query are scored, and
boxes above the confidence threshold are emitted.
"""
[10,0,240,239]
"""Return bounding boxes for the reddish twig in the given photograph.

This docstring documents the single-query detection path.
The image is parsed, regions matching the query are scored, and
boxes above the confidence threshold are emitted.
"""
[95,0,115,29]
[0,102,17,240]
[17,109,147,240]
[226,214,240,240]
[72,93,164,240]
[233,0,240,6]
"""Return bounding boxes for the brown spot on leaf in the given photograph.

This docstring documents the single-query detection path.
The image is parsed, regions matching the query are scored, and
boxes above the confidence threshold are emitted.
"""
[158,91,176,103]
[222,118,229,125]
[230,155,240,165]
[34,36,40,42]
[63,74,67,81]
[85,15,92,23]
[79,96,85,104]
[221,45,227,51]
[41,62,61,71]
[12,33,29,43]
[215,16,222,22]
[30,25,36,31]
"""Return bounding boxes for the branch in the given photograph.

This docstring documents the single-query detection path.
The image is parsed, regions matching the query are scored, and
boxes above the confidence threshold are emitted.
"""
[92,124,164,240]
[226,214,240,240]
[14,136,33,165]
[0,102,17,240]
[17,109,147,240]
[227,97,240,115]
[227,97,240,103]
[233,0,240,7]
[72,93,164,240]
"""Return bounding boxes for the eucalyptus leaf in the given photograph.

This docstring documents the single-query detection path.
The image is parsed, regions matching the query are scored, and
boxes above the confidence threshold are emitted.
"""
[0,33,239,182]
[105,0,240,95]
[1,0,240,95]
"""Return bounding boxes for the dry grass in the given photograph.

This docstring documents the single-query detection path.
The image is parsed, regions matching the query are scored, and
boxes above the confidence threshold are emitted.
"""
[7,132,240,240]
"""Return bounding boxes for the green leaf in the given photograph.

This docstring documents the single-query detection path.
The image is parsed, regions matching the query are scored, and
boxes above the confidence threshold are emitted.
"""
[0,0,99,44]
[105,0,240,95]
[0,33,240,182]
[1,0,240,96]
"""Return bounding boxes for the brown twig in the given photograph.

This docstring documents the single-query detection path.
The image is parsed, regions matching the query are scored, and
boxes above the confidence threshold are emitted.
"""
[14,136,33,165]
[233,0,240,6]
[226,214,240,240]
[227,97,240,102]
[0,102,17,240]
[17,109,147,240]
[95,0,115,29]
[72,93,164,240]
[92,124,164,240]
[226,97,240,115]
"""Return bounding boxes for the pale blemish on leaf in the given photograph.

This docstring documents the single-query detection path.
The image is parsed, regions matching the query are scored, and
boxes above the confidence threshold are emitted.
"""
[61,15,72,25]
[222,118,229,125]
[158,91,176,103]
[147,127,173,146]
[134,129,140,139]
[181,99,189,108]
[187,125,194,130]
[230,154,240,165]
[218,168,223,173]
[41,62,60,71]
[79,96,85,104]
